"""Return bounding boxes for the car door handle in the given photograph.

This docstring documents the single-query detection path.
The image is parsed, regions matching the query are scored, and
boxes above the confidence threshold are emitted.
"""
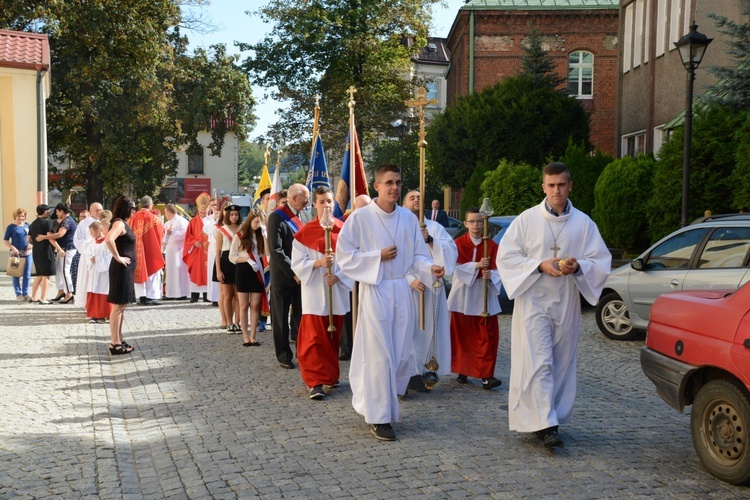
[744,339,750,348]
[670,279,679,287]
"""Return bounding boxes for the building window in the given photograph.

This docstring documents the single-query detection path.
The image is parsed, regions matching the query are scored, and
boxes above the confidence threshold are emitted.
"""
[622,131,646,157]
[568,51,594,98]
[426,81,439,107]
[188,146,204,174]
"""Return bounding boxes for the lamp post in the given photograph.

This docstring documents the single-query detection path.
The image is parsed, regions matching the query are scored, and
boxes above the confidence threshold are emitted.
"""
[391,118,408,172]
[674,23,712,227]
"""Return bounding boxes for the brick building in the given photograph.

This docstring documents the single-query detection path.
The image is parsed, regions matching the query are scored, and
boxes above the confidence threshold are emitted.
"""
[445,0,619,155]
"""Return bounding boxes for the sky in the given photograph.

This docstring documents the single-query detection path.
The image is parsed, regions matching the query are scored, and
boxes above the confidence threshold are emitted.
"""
[183,0,467,139]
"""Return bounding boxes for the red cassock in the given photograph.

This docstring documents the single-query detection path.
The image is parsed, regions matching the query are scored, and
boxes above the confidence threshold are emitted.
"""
[450,234,500,379]
[294,218,344,388]
[85,238,112,319]
[129,209,165,284]
[182,215,208,287]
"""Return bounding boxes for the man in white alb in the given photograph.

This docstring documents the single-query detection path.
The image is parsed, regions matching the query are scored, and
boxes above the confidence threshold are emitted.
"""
[402,190,456,392]
[336,164,444,441]
[497,162,611,448]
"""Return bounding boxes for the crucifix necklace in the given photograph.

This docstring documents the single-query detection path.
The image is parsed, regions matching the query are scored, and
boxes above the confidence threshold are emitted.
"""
[546,219,569,258]
[375,209,400,246]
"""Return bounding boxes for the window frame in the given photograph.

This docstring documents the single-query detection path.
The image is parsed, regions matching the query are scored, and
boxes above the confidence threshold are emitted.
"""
[567,50,594,99]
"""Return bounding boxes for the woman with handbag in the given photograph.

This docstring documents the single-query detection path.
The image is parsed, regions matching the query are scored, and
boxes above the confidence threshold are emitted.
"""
[4,207,32,300]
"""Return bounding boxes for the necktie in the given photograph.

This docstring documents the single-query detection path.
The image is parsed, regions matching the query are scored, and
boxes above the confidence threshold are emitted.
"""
[432,211,436,221]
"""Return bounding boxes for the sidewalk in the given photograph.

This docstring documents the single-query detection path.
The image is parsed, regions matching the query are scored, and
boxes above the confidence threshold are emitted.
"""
[0,275,745,498]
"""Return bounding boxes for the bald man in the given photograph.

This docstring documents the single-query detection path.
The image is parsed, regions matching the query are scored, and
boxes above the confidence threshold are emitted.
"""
[267,183,310,369]
[74,202,103,310]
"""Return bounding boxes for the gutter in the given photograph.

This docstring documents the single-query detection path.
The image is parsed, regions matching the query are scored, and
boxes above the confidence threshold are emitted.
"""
[36,69,48,204]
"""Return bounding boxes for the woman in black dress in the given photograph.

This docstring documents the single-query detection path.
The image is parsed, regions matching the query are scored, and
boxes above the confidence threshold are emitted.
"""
[28,204,55,303]
[104,196,137,355]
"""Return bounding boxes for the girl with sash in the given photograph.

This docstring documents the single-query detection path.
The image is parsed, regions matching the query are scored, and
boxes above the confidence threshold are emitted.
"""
[215,203,242,333]
[229,208,269,347]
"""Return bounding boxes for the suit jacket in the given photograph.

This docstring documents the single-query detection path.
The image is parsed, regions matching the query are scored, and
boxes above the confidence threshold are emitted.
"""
[267,208,301,288]
[427,209,449,227]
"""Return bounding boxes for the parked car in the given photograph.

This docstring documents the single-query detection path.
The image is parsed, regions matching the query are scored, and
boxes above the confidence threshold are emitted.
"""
[641,282,750,485]
[449,215,517,313]
[443,216,464,238]
[596,215,750,340]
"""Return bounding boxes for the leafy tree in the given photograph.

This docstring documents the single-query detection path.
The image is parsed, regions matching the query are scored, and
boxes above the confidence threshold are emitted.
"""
[4,1,256,204]
[558,141,613,216]
[647,105,743,241]
[480,159,541,217]
[239,0,439,150]
[238,142,268,188]
[592,155,655,253]
[731,113,750,210]
[708,1,750,108]
[427,76,590,203]
[520,27,564,89]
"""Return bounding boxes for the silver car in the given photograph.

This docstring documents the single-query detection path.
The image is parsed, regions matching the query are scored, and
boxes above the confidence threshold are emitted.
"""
[596,215,750,340]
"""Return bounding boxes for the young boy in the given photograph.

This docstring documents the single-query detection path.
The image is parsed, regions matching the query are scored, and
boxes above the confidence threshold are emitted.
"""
[446,207,502,389]
[85,221,112,323]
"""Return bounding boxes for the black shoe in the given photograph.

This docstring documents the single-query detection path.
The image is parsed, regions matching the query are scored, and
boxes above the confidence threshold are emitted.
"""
[408,375,430,393]
[338,352,351,361]
[309,385,326,400]
[279,361,295,369]
[144,299,161,306]
[139,296,148,305]
[482,377,502,390]
[190,293,199,303]
[456,374,468,384]
[541,427,563,448]
[370,423,396,441]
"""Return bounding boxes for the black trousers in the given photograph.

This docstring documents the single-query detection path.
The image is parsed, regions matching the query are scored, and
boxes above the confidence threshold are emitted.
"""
[270,285,301,363]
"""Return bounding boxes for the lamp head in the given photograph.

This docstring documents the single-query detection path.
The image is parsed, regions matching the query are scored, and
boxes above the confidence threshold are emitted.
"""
[479,197,494,217]
[674,23,713,71]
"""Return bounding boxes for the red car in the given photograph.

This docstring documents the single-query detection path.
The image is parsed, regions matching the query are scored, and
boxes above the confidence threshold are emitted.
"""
[641,282,750,485]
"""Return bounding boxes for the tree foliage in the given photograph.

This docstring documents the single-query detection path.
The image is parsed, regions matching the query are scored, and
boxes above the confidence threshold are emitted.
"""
[647,105,744,241]
[558,141,613,216]
[3,1,256,204]
[592,155,655,252]
[731,113,750,210]
[480,160,541,217]
[520,27,564,89]
[427,76,590,204]
[708,0,750,108]
[239,0,439,150]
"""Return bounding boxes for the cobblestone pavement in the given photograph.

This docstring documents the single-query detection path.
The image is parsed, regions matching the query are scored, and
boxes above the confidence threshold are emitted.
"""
[0,275,747,498]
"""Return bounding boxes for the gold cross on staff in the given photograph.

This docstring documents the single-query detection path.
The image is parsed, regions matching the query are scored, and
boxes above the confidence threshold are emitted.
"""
[264,143,271,165]
[406,87,438,145]
[276,149,283,167]
[346,86,357,109]
[315,94,321,108]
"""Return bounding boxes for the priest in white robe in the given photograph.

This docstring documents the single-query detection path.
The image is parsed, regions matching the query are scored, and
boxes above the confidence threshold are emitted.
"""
[402,190,456,391]
[164,204,191,299]
[336,164,444,442]
[497,162,611,448]
[203,199,221,304]
[73,202,102,309]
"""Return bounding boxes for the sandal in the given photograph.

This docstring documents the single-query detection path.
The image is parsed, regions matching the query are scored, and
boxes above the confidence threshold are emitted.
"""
[109,344,134,355]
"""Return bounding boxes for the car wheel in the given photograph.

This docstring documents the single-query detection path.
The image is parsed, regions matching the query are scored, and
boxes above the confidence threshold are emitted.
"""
[691,379,750,485]
[595,292,638,340]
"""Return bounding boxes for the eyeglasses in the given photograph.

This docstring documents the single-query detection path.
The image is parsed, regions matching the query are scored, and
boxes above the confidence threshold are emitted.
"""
[379,180,403,187]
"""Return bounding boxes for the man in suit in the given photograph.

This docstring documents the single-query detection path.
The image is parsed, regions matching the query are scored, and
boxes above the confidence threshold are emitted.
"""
[267,183,310,369]
[427,199,449,227]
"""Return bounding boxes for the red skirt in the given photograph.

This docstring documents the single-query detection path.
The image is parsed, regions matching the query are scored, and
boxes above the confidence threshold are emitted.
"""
[86,293,112,319]
[297,314,343,387]
[450,312,499,379]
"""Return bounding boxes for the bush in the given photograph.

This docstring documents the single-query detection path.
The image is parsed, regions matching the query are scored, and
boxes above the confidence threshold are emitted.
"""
[558,141,613,216]
[480,159,541,216]
[592,155,655,253]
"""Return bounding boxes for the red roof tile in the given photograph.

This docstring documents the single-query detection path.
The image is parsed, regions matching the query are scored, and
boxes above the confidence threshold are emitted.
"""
[0,29,50,71]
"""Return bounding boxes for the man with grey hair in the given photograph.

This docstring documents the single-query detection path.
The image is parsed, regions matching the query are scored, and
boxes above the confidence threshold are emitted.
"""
[267,183,310,369]
[73,202,103,310]
[130,195,165,306]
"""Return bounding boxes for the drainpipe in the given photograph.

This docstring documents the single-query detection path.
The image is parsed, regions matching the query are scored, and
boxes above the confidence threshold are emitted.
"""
[469,11,475,95]
[36,70,48,205]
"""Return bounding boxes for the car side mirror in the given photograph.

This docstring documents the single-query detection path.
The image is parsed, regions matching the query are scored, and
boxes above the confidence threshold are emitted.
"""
[631,258,644,271]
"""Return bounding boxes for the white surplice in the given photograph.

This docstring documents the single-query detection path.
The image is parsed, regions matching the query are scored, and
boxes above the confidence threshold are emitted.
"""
[203,214,220,302]
[85,240,112,295]
[447,235,502,317]
[336,202,434,424]
[291,240,353,316]
[406,219,457,377]
[497,200,611,432]
[73,216,97,308]
[164,215,191,298]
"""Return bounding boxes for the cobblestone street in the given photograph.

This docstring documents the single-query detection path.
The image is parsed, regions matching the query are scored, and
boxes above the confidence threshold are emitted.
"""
[0,275,746,498]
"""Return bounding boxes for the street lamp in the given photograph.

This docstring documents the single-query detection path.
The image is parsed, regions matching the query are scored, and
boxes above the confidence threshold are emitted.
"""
[391,119,409,171]
[674,22,712,227]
